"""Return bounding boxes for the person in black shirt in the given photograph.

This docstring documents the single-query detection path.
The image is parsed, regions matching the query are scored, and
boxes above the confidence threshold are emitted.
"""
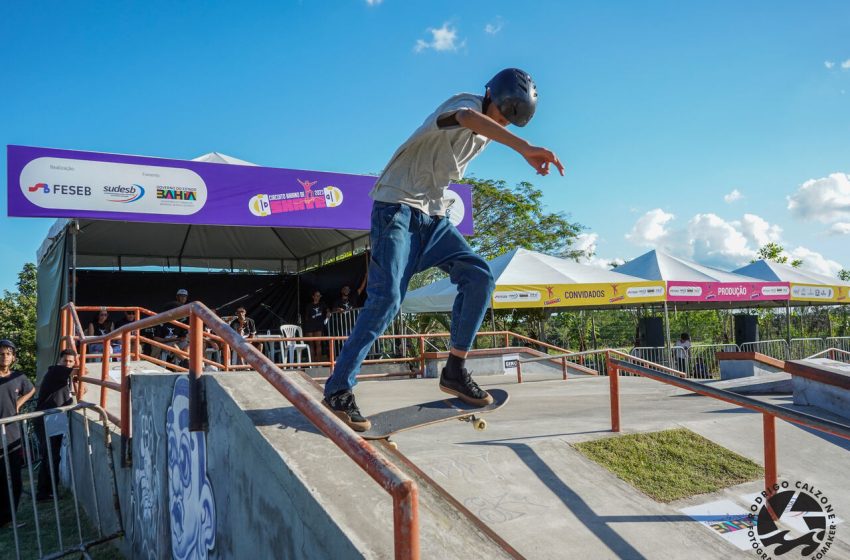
[0,339,35,527]
[303,290,329,360]
[34,349,79,501]
[229,307,260,364]
[332,285,360,313]
[86,307,120,356]
[115,309,140,355]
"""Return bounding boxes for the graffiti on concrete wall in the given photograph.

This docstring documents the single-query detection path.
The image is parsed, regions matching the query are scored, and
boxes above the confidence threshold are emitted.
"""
[166,375,216,560]
[132,411,165,559]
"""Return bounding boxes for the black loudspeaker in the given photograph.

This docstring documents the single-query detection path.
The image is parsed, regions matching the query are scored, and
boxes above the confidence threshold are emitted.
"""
[734,314,759,346]
[637,317,664,347]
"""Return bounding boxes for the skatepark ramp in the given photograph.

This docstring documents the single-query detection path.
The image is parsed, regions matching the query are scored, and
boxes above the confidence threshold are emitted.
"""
[58,301,519,559]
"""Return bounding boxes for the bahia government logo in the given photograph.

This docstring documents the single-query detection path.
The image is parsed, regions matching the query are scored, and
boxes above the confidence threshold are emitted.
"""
[748,480,838,559]
[104,184,145,203]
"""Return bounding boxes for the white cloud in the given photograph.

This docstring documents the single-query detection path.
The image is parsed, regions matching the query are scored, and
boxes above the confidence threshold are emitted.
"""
[828,222,850,235]
[414,23,465,53]
[825,61,835,69]
[788,247,844,277]
[842,59,850,70]
[484,18,504,35]
[625,208,845,274]
[723,189,743,203]
[626,208,675,244]
[787,172,850,224]
[573,232,622,269]
[737,213,782,248]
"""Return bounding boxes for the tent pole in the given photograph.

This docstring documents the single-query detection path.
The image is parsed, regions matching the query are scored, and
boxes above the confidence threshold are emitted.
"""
[785,299,791,344]
[490,307,497,349]
[663,300,672,350]
[71,220,78,303]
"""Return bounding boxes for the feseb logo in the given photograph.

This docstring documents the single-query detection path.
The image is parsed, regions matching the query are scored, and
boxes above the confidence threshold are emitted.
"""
[28,182,91,196]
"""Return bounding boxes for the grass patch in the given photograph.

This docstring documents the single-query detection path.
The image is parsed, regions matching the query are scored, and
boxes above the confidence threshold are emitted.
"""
[0,472,123,559]
[573,428,764,502]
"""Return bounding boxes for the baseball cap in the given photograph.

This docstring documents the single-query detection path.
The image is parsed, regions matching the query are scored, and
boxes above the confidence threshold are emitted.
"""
[176,289,189,296]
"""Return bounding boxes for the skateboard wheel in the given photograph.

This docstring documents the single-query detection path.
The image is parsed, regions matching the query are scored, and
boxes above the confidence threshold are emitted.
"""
[388,441,398,450]
[473,418,487,431]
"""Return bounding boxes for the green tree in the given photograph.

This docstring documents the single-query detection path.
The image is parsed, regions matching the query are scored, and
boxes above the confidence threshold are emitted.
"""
[0,263,38,379]
[751,242,803,268]
[839,269,850,282]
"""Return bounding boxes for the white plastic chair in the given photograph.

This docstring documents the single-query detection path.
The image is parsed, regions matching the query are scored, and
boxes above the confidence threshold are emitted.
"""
[279,324,311,366]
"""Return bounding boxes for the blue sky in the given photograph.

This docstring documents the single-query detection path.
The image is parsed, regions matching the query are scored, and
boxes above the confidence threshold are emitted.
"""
[2,1,849,292]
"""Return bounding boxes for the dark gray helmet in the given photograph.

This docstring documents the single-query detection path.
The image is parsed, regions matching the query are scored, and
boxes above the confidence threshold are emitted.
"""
[0,339,17,353]
[485,68,538,127]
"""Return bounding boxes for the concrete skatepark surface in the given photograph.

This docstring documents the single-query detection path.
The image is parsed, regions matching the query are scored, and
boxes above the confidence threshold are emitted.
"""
[84,363,850,559]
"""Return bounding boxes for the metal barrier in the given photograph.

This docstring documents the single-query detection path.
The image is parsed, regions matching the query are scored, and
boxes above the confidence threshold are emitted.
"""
[61,302,420,560]
[790,338,827,360]
[0,403,123,560]
[825,337,850,353]
[606,351,850,493]
[686,344,740,379]
[740,339,790,361]
[516,347,687,383]
[805,347,850,363]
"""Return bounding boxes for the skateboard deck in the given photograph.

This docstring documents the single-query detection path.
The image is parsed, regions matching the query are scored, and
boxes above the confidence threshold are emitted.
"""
[361,389,509,441]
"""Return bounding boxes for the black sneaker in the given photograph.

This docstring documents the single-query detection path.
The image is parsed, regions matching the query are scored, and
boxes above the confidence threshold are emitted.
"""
[439,367,494,406]
[323,390,372,432]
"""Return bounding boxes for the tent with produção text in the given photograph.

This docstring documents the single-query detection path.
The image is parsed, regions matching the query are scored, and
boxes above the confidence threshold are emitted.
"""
[401,247,667,313]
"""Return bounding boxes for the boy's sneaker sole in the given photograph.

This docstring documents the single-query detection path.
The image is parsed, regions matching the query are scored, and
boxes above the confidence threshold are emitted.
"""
[323,399,372,432]
[439,383,494,407]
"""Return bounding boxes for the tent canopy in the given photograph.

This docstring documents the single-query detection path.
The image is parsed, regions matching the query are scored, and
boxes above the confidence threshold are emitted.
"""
[733,260,850,286]
[402,248,666,313]
[614,250,762,283]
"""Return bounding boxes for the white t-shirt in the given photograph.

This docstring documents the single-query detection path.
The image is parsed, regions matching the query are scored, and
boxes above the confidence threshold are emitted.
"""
[370,93,491,216]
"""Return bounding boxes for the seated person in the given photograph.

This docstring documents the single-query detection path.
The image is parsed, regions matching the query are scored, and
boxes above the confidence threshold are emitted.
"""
[151,321,188,365]
[303,290,329,360]
[115,309,140,354]
[86,307,120,356]
[229,307,261,364]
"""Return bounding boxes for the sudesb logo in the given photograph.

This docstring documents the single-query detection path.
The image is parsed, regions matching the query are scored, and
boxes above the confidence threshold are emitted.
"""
[28,183,49,193]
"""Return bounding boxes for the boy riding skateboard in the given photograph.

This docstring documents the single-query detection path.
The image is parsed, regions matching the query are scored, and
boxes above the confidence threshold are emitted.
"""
[323,68,564,431]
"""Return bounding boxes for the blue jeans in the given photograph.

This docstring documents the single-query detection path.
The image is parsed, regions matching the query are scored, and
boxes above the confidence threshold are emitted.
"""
[324,202,495,396]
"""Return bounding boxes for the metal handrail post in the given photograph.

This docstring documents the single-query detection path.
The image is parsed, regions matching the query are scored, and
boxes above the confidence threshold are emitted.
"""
[393,481,420,560]
[120,330,132,466]
[418,336,425,376]
[133,308,141,361]
[607,351,621,432]
[100,341,111,408]
[561,356,567,380]
[189,311,207,432]
[763,413,777,492]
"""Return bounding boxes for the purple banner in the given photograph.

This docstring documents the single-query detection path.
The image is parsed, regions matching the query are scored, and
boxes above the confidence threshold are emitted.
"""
[6,145,474,234]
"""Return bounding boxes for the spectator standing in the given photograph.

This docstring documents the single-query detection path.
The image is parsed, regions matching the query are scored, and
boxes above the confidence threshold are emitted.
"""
[303,290,329,360]
[229,307,260,364]
[675,333,692,373]
[0,339,35,527]
[34,349,80,501]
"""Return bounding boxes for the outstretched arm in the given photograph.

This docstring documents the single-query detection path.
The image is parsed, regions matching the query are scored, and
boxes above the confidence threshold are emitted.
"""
[454,109,564,176]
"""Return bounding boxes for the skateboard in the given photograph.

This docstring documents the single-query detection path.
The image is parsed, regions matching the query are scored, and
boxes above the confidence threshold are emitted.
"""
[360,389,509,444]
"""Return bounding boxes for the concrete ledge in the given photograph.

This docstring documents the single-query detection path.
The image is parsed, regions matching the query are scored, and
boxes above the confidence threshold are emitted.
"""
[787,359,850,420]
[423,346,596,378]
[717,352,785,380]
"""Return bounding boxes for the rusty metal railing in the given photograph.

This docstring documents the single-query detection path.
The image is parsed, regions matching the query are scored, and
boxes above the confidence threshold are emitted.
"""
[60,302,420,559]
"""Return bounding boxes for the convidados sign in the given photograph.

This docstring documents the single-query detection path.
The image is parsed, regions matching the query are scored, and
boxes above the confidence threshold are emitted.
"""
[20,157,207,216]
[7,145,475,233]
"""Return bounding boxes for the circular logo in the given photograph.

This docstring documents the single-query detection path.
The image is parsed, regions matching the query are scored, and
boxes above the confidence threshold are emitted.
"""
[324,186,344,207]
[749,482,837,559]
[248,194,271,217]
[444,189,466,226]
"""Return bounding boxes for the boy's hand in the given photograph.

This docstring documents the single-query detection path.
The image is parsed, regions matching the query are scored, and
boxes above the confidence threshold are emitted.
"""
[523,146,564,176]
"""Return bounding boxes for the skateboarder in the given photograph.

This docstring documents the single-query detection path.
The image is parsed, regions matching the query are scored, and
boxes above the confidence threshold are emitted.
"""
[323,68,564,431]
